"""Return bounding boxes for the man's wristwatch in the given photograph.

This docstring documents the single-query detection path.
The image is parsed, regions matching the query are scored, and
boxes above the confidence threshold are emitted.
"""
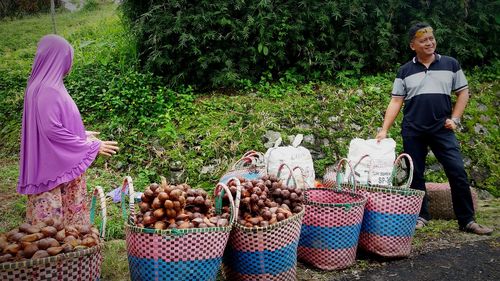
[451,117,461,126]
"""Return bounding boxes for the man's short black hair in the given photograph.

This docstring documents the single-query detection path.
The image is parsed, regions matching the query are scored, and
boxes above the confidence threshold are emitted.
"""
[408,22,432,41]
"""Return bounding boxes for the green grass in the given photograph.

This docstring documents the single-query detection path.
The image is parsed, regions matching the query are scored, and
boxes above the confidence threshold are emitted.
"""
[101,240,130,281]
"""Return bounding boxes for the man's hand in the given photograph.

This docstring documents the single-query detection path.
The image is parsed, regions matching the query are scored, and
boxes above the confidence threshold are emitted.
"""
[444,118,457,130]
[98,141,119,157]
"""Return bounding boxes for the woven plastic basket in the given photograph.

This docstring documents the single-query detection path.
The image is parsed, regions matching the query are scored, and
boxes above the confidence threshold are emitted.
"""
[298,158,367,270]
[352,153,425,257]
[0,186,107,281]
[426,182,478,220]
[122,176,240,281]
[222,164,305,281]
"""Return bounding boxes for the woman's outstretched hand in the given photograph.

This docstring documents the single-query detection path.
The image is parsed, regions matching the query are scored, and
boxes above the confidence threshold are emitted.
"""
[86,130,100,141]
[98,140,119,156]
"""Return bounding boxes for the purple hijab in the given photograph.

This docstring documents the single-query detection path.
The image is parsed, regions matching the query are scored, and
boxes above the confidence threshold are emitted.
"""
[17,34,100,195]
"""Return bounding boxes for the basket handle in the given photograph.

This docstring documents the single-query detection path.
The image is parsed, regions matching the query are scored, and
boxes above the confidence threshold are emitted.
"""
[89,186,107,238]
[292,166,311,189]
[334,158,357,193]
[232,151,265,170]
[351,154,373,184]
[215,178,241,224]
[277,163,298,188]
[389,153,414,188]
[120,176,135,223]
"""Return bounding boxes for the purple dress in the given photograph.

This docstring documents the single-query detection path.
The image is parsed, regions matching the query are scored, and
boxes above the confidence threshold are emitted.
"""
[17,34,100,195]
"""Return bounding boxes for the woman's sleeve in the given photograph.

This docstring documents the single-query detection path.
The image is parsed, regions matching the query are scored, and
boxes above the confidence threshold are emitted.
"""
[37,91,101,153]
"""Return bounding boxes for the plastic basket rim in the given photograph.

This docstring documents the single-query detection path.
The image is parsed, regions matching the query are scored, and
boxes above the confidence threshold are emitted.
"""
[357,183,425,197]
[125,222,232,236]
[304,188,367,208]
[0,242,104,270]
[232,208,305,233]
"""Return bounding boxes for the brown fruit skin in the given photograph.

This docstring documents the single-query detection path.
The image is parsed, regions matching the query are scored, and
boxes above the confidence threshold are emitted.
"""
[178,222,190,229]
[262,210,272,221]
[43,218,55,226]
[20,233,43,243]
[139,202,150,213]
[31,250,49,260]
[169,189,182,201]
[10,232,26,242]
[23,243,39,258]
[41,226,58,237]
[276,213,286,222]
[63,236,76,244]
[24,226,41,235]
[164,200,174,210]
[0,254,13,263]
[149,183,159,192]
[81,237,97,247]
[61,243,73,253]
[158,192,169,202]
[142,215,157,226]
[65,226,79,238]
[47,246,63,256]
[154,221,167,230]
[153,208,165,219]
[194,196,204,205]
[151,197,163,210]
[141,194,152,203]
[293,206,303,213]
[144,189,154,198]
[173,201,182,210]
[18,223,32,233]
[77,225,91,235]
[4,244,21,255]
[37,238,59,250]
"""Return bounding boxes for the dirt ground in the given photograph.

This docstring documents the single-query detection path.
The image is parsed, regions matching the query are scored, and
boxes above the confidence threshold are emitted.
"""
[334,238,500,281]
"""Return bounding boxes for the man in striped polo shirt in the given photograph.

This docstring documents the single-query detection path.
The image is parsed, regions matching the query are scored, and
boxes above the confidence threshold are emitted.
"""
[375,22,493,235]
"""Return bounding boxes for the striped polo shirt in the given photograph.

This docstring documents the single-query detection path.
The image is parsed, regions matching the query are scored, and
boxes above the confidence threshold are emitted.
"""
[392,53,468,136]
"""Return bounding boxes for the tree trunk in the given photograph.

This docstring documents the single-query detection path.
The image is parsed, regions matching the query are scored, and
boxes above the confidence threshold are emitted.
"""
[50,0,57,34]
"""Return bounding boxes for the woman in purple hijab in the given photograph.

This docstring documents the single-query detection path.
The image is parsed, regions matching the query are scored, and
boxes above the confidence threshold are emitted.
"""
[18,34,119,227]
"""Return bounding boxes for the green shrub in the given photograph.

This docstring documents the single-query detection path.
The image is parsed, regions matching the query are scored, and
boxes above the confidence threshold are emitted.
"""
[121,0,499,88]
[0,0,61,19]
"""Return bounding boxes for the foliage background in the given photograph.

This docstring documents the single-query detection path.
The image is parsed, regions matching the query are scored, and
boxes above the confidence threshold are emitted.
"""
[0,1,498,198]
[0,0,61,19]
[121,0,499,88]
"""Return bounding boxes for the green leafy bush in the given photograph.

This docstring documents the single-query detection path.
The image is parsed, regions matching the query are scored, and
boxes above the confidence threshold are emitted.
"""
[0,0,61,19]
[121,0,499,88]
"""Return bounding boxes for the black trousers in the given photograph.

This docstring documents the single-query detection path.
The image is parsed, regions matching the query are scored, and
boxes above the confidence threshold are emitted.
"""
[403,128,474,227]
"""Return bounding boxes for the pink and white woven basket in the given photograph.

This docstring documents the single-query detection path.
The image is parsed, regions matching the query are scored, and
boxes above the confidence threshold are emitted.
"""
[122,176,240,281]
[354,154,425,257]
[298,158,367,270]
[0,186,107,281]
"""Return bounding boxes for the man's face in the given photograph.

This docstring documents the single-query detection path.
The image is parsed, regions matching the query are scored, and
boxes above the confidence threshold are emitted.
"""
[410,28,436,57]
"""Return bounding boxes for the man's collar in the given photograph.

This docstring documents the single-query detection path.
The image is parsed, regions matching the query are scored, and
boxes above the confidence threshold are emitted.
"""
[413,53,441,64]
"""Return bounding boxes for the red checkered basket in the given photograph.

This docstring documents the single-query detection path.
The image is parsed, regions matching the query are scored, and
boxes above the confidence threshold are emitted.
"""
[122,176,240,281]
[0,186,107,281]
[222,164,305,281]
[298,158,367,270]
[351,153,425,257]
